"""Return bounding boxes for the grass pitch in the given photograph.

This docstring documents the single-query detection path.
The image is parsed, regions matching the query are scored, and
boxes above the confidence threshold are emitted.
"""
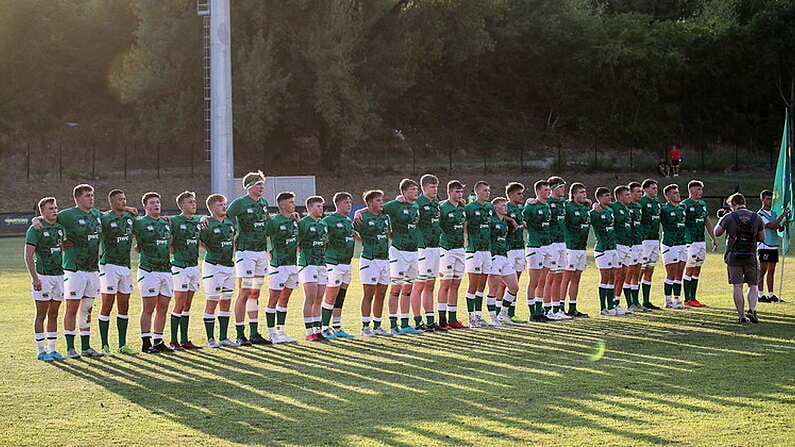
[0,237,793,446]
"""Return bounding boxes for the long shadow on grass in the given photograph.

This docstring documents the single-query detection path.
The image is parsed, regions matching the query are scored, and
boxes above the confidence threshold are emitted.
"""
[53,307,795,446]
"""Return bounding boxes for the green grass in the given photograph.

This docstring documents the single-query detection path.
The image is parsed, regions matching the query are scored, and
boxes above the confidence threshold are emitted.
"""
[0,239,793,446]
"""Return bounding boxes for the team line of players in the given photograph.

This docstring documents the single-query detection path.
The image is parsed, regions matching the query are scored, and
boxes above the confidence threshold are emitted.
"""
[24,172,716,361]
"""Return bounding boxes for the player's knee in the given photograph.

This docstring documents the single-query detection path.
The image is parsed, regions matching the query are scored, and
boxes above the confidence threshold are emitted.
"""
[245,299,259,312]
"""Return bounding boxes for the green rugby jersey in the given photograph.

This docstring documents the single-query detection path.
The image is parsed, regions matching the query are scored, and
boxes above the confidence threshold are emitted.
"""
[628,201,643,245]
[383,199,419,252]
[465,201,492,252]
[523,201,551,248]
[547,197,566,244]
[639,195,661,241]
[354,211,390,260]
[506,202,525,250]
[100,211,134,267]
[682,198,709,243]
[564,201,591,251]
[25,221,65,275]
[660,202,687,246]
[298,216,327,266]
[415,194,441,249]
[58,207,102,272]
[590,206,617,252]
[490,215,509,257]
[323,212,355,265]
[133,215,172,272]
[610,202,633,246]
[226,194,269,252]
[439,200,466,250]
[266,214,298,267]
[170,214,202,268]
[200,217,236,267]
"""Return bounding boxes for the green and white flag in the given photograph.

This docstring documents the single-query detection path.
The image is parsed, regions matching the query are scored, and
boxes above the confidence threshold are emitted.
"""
[773,109,793,254]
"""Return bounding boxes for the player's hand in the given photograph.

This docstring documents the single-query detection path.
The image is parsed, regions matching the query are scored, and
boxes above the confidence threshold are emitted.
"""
[584,198,592,206]
[353,208,365,225]
[291,212,300,221]
[62,239,74,249]
[31,216,44,230]
[506,216,518,228]
[32,276,42,291]
[199,215,209,229]
[711,239,718,252]
[124,206,139,216]
[396,194,407,203]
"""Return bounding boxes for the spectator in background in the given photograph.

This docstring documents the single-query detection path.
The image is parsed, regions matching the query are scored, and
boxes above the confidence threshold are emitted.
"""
[669,145,682,177]
[757,190,790,303]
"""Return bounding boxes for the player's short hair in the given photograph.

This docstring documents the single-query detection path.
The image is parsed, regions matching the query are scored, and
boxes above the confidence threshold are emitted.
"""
[474,180,489,191]
[420,174,439,187]
[613,185,629,197]
[569,182,586,198]
[688,180,704,189]
[363,190,384,204]
[242,170,265,189]
[276,191,295,203]
[73,184,94,199]
[506,182,525,196]
[760,190,773,200]
[447,180,464,191]
[491,197,507,205]
[333,192,352,204]
[306,195,324,208]
[628,181,642,190]
[141,191,160,206]
[176,190,195,207]
[206,194,226,210]
[595,187,610,199]
[663,184,679,196]
[108,189,124,203]
[37,197,56,213]
[399,178,419,193]
[534,180,549,192]
[728,192,746,206]
[641,178,657,189]
[547,176,566,190]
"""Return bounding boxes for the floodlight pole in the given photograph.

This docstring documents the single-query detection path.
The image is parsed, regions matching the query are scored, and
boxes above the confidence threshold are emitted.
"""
[204,0,235,199]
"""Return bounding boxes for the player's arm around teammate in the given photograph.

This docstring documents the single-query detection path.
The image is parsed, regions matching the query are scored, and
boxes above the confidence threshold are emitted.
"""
[25,197,66,361]
[321,192,357,338]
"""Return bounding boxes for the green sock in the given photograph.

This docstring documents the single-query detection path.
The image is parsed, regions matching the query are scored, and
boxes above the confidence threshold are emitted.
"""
[624,288,633,307]
[203,316,215,341]
[535,300,544,316]
[249,321,258,337]
[321,306,333,327]
[607,290,616,309]
[276,310,287,326]
[438,308,447,326]
[552,303,560,313]
[691,277,699,299]
[389,316,398,329]
[401,316,410,328]
[373,318,382,329]
[475,294,484,312]
[218,315,230,340]
[683,278,692,300]
[528,301,536,317]
[508,302,516,317]
[414,315,423,326]
[65,333,75,350]
[180,315,189,343]
[448,308,457,323]
[99,317,110,347]
[466,295,476,312]
[304,320,314,331]
[495,301,502,315]
[673,282,682,298]
[664,282,673,297]
[569,302,577,313]
[80,334,90,351]
[599,288,606,310]
[117,316,129,347]
[426,313,435,325]
[266,311,276,329]
[170,314,181,344]
[487,296,496,313]
[642,282,652,304]
[235,323,245,339]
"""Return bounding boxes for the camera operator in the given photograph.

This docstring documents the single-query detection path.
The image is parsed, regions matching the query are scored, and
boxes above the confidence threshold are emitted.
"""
[714,193,765,324]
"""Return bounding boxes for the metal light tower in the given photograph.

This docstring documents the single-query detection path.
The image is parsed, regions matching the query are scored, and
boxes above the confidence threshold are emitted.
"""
[198,0,235,199]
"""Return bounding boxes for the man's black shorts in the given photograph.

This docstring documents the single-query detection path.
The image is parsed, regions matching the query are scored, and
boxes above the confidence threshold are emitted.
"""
[758,248,779,263]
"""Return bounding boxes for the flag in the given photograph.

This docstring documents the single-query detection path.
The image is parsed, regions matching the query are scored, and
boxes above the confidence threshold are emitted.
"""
[773,109,793,254]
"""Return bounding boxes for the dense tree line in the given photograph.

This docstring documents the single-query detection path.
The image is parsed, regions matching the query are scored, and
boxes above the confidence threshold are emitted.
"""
[1,0,794,172]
